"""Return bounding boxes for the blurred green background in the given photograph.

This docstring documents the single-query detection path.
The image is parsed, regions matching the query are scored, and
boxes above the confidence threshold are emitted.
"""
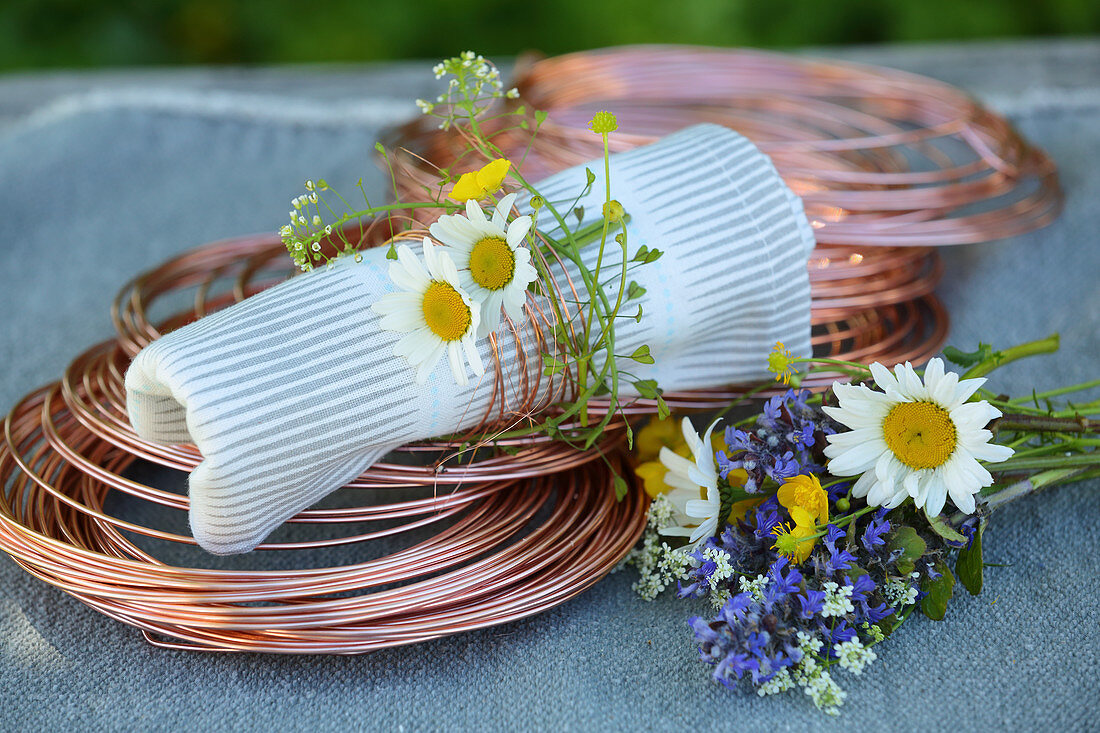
[1,0,1097,71]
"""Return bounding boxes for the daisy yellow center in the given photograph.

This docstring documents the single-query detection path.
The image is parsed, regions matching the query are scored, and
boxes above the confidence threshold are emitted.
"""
[468,236,515,291]
[421,281,471,341]
[882,401,957,470]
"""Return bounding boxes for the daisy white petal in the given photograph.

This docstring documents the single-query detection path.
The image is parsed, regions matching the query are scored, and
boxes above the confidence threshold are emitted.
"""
[656,418,722,550]
[428,201,539,336]
[506,215,532,246]
[869,362,901,395]
[825,359,1013,517]
[374,238,483,385]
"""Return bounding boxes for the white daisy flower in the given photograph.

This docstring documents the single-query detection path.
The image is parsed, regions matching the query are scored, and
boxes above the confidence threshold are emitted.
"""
[822,357,1014,517]
[429,193,539,337]
[657,417,723,549]
[371,238,485,386]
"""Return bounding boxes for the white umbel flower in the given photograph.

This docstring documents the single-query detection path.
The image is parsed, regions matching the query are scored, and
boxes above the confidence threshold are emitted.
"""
[371,238,485,386]
[429,193,538,337]
[657,417,722,549]
[823,358,1014,517]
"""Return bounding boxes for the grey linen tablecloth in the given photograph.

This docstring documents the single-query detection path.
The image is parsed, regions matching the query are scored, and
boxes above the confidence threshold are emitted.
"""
[1,39,1098,731]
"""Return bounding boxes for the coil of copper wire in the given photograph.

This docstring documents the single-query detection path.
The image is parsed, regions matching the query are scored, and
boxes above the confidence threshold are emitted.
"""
[0,47,1062,653]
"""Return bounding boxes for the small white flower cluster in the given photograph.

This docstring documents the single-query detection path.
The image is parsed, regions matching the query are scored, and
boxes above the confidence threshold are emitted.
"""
[821,581,855,618]
[797,630,824,656]
[756,668,793,696]
[882,572,921,608]
[700,546,734,594]
[796,660,848,716]
[861,622,886,643]
[738,573,769,602]
[280,180,334,271]
[418,52,520,129]
[647,493,676,529]
[627,495,690,600]
[629,536,690,601]
[834,639,877,676]
[753,629,876,714]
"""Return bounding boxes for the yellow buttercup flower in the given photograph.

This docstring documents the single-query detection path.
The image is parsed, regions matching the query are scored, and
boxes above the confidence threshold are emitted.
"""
[635,418,684,464]
[449,158,511,202]
[777,473,829,526]
[635,461,672,499]
[634,417,731,499]
[767,340,797,385]
[772,506,817,563]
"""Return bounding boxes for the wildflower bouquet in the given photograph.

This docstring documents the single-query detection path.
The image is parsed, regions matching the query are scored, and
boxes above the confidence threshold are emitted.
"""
[627,336,1098,714]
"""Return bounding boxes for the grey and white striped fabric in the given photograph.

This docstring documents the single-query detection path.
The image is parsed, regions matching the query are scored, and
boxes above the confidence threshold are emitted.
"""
[125,123,816,555]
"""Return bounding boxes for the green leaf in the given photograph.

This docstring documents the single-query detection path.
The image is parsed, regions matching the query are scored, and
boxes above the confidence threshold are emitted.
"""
[584,429,601,451]
[519,120,529,130]
[927,514,968,545]
[887,526,926,565]
[633,306,643,324]
[955,522,984,595]
[625,422,634,450]
[634,379,659,399]
[644,248,663,264]
[920,561,955,620]
[878,612,901,637]
[542,354,563,369]
[656,394,670,420]
[534,109,548,125]
[630,345,654,364]
[573,206,585,223]
[374,142,386,154]
[626,281,646,301]
[632,245,650,262]
[942,343,1000,368]
[842,567,869,584]
[386,243,398,260]
[585,168,596,186]
[613,475,629,501]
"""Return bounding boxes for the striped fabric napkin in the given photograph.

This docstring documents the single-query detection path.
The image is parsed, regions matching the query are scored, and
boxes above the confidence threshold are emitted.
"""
[125,123,816,554]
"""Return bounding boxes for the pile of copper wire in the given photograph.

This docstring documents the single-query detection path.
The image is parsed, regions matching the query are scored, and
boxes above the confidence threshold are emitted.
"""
[0,233,642,653]
[0,47,1061,653]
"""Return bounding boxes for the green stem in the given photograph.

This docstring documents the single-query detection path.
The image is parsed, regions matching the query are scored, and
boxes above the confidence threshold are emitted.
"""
[993,412,1097,434]
[991,453,1100,473]
[1008,377,1100,405]
[962,333,1060,378]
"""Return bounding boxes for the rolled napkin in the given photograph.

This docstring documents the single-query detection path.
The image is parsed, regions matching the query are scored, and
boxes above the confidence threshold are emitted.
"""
[125,123,816,554]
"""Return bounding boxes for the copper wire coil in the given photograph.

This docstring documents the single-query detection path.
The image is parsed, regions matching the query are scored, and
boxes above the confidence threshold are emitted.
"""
[0,47,1063,653]
[0,381,645,652]
[388,46,1060,247]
